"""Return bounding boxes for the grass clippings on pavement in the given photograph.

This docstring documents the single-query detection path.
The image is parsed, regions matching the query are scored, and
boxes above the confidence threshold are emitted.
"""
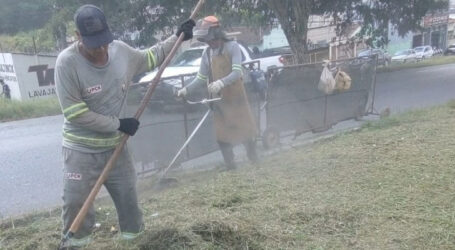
[2,102,455,249]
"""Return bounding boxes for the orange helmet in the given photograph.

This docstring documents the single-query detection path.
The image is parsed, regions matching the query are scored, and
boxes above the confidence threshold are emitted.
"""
[201,16,220,28]
[194,16,227,42]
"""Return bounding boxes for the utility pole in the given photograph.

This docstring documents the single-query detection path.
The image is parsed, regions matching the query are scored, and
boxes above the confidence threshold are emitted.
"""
[32,36,37,55]
[445,0,452,49]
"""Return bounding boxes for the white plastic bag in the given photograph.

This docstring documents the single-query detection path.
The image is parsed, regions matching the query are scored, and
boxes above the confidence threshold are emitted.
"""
[318,65,336,94]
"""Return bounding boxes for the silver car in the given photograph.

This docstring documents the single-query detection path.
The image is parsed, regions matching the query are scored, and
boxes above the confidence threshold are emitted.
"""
[391,49,418,63]
[413,46,434,60]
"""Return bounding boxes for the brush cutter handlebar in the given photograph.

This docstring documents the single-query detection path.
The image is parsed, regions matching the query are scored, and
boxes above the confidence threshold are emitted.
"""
[185,97,221,105]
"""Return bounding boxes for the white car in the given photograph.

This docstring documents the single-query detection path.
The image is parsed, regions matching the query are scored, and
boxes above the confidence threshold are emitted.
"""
[137,43,286,110]
[444,44,455,55]
[139,46,204,85]
[413,46,434,60]
[139,43,286,85]
[391,49,418,63]
[137,46,206,110]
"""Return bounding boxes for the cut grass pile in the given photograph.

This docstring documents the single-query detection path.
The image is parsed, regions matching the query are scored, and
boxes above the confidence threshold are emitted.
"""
[2,102,455,249]
[0,98,61,122]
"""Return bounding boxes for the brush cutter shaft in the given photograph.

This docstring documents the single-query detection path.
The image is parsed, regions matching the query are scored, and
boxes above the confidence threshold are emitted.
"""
[160,109,211,177]
[160,96,221,177]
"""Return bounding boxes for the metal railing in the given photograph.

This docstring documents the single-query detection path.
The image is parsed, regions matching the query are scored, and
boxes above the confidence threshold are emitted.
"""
[125,55,377,174]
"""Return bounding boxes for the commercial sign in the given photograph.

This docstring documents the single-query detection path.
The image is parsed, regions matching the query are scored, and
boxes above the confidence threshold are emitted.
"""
[27,64,56,98]
[423,13,449,28]
[0,53,56,101]
[0,53,20,100]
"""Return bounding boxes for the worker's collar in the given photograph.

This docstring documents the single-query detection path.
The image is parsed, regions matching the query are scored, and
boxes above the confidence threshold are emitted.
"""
[211,42,224,55]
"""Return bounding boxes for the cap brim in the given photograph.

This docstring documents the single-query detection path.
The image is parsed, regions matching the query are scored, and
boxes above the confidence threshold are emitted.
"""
[81,29,114,49]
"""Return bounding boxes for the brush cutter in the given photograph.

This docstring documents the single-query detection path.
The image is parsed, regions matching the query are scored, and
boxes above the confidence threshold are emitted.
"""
[156,97,221,187]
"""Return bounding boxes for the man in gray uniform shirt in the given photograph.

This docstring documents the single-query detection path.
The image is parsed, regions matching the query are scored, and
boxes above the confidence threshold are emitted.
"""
[55,4,194,248]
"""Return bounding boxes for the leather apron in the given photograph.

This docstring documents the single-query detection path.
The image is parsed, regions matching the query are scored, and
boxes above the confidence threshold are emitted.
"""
[210,49,257,144]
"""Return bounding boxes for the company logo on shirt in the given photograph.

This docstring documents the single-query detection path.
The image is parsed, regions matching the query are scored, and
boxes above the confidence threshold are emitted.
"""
[64,172,82,181]
[86,85,102,95]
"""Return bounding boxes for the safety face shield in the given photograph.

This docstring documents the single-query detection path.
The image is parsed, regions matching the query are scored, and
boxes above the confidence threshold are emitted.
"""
[194,18,217,43]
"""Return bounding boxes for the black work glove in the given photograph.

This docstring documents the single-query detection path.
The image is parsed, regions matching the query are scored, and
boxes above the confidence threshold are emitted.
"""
[176,19,196,41]
[118,118,140,136]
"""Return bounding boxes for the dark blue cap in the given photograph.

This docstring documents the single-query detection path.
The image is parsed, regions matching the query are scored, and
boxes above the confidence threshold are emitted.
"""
[74,5,113,49]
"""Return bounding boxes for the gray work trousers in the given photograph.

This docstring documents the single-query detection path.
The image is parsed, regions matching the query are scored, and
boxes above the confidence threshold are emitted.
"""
[218,139,258,169]
[61,146,143,240]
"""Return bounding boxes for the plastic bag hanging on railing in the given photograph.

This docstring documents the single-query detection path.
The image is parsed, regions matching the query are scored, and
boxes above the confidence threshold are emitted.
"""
[335,70,352,91]
[318,65,336,94]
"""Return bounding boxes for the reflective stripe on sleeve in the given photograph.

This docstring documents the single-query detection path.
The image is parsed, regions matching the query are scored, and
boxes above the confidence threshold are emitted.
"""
[232,64,243,72]
[147,50,157,71]
[197,73,207,81]
[63,103,89,120]
[63,130,122,148]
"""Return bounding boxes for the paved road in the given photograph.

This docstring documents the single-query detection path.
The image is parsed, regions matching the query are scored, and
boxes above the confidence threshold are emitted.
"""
[374,64,455,113]
[1,63,455,218]
[0,115,62,217]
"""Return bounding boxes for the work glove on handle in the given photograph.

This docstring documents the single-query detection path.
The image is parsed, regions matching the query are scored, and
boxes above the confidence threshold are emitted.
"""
[208,80,224,94]
[176,87,187,97]
[118,118,140,136]
[176,19,196,41]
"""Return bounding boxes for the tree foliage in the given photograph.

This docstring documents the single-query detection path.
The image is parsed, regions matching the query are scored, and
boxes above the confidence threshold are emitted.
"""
[223,0,448,62]
[0,0,448,62]
[313,0,448,47]
[126,0,447,62]
[0,0,53,34]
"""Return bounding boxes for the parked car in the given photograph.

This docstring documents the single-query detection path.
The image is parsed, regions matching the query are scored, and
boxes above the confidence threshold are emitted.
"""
[137,46,204,111]
[391,49,418,63]
[138,42,286,111]
[444,44,455,55]
[357,49,391,67]
[413,46,434,60]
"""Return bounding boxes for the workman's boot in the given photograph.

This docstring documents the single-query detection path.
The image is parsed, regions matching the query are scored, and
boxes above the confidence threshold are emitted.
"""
[244,139,258,164]
[218,141,236,170]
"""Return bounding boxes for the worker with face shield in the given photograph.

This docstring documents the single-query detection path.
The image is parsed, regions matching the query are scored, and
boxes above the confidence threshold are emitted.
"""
[177,16,258,169]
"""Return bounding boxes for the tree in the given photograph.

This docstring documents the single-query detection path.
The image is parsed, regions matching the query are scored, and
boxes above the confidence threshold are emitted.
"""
[126,0,447,63]
[126,0,227,46]
[0,0,53,34]
[0,0,448,58]
[104,0,270,47]
[265,1,310,63]
[45,0,131,50]
[243,0,447,63]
